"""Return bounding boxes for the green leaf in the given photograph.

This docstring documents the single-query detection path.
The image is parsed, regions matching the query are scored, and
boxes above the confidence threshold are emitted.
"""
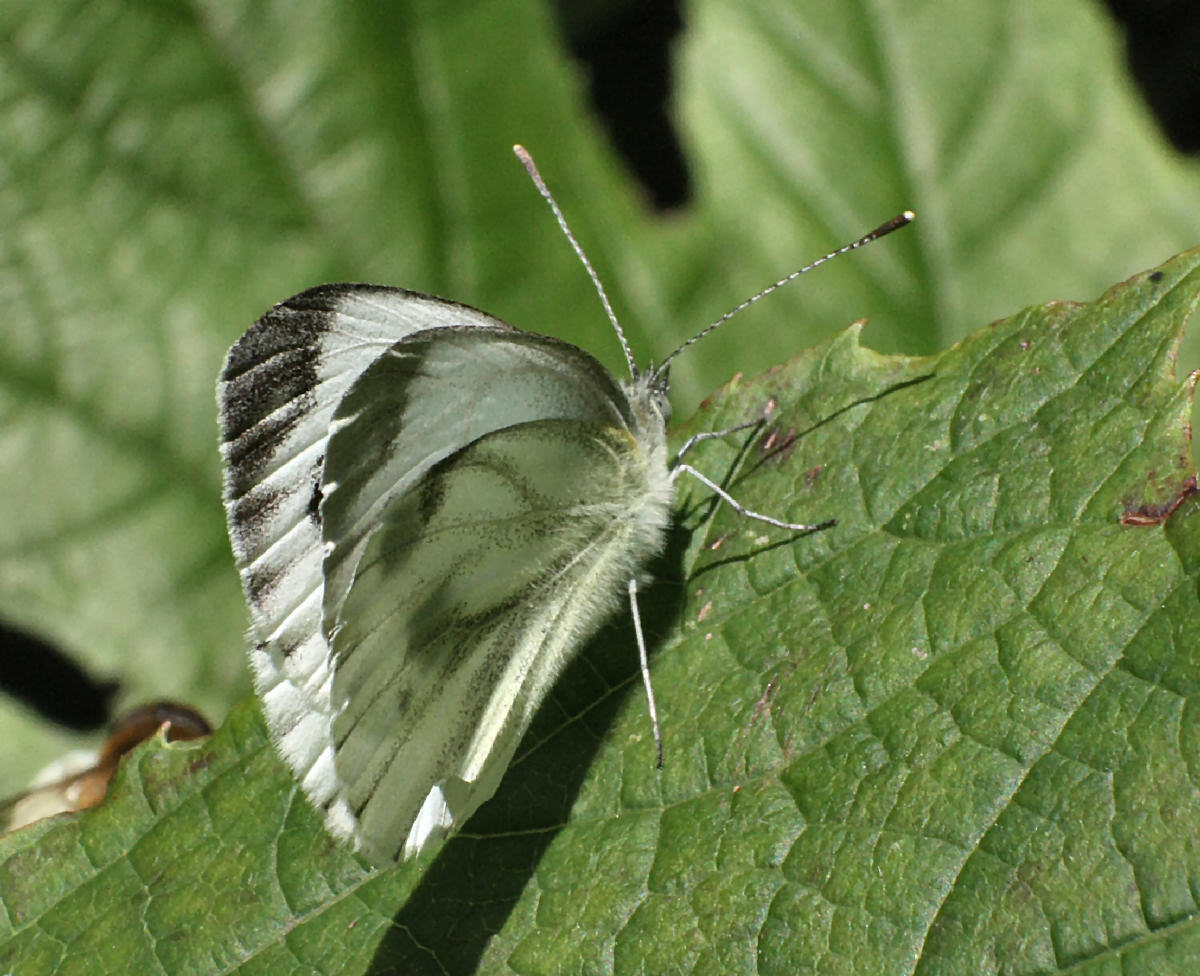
[3,0,1199,777]
[3,0,1200,972]
[4,250,1199,973]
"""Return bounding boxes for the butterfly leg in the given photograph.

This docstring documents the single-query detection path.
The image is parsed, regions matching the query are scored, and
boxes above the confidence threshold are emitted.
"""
[672,417,765,465]
[627,577,664,769]
[671,463,836,533]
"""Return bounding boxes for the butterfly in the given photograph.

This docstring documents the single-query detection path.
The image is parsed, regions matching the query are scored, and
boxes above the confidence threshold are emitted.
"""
[218,145,912,864]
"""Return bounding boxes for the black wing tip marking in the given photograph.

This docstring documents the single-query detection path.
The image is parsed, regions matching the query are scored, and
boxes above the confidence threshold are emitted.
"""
[308,464,324,523]
[261,636,302,660]
[218,295,336,493]
[276,282,517,330]
[244,564,275,606]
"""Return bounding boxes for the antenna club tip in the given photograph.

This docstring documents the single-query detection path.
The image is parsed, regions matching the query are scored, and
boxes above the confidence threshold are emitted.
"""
[513,145,542,183]
[869,210,916,239]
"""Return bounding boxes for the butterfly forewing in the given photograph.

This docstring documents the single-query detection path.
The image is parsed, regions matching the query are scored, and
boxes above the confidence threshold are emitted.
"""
[220,286,512,627]
[218,286,517,806]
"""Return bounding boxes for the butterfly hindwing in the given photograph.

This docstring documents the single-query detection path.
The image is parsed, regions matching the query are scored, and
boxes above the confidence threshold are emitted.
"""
[326,417,670,861]
[317,328,671,859]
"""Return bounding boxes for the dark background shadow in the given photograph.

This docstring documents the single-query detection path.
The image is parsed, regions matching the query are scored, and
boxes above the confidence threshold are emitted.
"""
[0,621,116,731]
[551,0,1200,217]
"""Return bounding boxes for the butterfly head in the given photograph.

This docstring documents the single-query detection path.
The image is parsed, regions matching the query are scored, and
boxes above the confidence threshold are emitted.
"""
[626,362,672,425]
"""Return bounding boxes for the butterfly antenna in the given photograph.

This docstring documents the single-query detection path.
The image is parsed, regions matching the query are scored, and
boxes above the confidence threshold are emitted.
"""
[514,145,639,378]
[654,211,915,379]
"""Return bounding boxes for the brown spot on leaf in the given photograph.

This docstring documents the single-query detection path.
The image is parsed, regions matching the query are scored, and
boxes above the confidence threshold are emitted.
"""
[759,426,798,463]
[1122,475,1198,526]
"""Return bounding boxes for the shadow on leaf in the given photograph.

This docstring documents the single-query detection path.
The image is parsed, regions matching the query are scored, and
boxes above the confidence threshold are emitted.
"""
[366,520,691,974]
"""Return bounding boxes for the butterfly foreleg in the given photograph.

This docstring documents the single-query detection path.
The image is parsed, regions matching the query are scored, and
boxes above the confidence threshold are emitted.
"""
[670,462,836,533]
[672,417,766,465]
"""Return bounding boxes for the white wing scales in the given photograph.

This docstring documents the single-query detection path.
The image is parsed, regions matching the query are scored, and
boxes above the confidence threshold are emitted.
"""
[218,286,515,825]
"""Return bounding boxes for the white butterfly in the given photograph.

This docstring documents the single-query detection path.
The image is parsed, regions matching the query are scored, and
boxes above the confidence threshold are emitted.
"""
[218,146,911,864]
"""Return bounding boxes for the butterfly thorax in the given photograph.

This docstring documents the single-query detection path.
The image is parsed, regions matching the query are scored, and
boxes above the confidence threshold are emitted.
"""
[622,368,670,462]
[619,369,674,559]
